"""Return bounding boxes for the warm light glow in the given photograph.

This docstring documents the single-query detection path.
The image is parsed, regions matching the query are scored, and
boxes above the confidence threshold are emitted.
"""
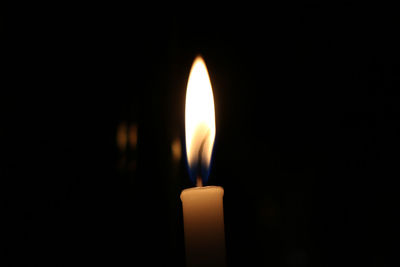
[128,124,138,149]
[185,56,216,183]
[171,137,182,162]
[117,122,128,151]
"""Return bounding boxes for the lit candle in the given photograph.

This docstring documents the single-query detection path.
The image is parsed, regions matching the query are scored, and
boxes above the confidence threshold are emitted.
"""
[181,56,226,267]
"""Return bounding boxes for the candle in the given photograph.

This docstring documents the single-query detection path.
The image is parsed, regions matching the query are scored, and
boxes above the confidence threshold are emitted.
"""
[181,186,226,267]
[181,56,226,267]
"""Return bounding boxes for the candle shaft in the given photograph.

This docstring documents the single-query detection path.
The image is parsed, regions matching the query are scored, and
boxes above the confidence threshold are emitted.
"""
[181,186,226,267]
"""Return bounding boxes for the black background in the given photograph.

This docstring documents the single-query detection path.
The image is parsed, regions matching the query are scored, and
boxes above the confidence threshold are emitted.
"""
[2,4,399,267]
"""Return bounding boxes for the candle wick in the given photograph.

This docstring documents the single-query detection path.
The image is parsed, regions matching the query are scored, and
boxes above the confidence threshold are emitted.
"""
[196,176,203,187]
[196,131,209,187]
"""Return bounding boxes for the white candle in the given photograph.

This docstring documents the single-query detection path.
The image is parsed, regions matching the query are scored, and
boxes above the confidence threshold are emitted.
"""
[181,56,226,267]
[181,186,226,267]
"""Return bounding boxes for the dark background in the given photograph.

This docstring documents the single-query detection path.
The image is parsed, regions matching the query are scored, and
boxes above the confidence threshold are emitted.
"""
[2,5,399,267]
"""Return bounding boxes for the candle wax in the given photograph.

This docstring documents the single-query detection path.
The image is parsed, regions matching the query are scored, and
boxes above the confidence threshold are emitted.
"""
[181,186,226,267]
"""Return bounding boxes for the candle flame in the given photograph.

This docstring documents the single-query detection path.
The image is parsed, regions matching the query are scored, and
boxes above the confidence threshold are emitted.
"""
[185,56,216,185]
